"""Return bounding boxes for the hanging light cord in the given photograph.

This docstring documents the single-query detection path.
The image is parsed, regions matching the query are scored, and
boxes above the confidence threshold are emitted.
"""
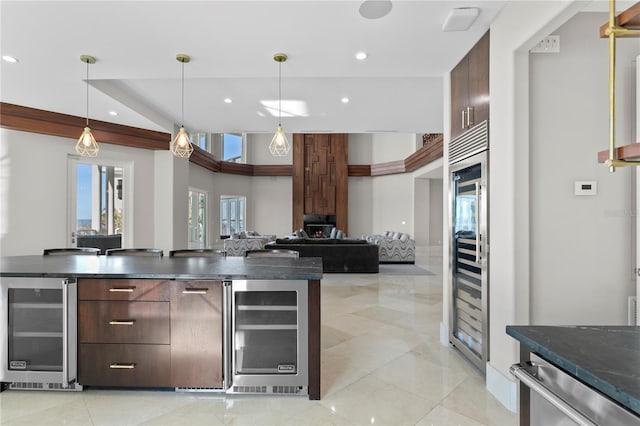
[181,60,185,127]
[278,60,282,127]
[85,59,89,126]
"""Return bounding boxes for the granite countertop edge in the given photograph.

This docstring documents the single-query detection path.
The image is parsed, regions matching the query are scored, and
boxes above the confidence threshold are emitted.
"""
[506,325,640,416]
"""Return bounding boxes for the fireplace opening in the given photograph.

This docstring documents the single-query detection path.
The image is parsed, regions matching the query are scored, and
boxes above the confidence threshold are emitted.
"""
[303,214,336,238]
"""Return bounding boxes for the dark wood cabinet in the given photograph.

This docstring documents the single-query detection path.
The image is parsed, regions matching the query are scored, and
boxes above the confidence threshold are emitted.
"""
[78,279,172,388]
[77,278,223,389]
[79,344,171,388]
[78,301,170,344]
[170,281,223,389]
[450,31,490,140]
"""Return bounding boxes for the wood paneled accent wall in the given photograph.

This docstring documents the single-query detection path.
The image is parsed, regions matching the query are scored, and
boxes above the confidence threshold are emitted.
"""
[292,134,348,234]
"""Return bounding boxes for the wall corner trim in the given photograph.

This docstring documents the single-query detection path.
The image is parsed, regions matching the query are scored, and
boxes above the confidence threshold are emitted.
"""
[486,362,519,413]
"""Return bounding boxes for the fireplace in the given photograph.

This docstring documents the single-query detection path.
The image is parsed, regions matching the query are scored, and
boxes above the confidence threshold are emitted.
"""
[303,214,336,238]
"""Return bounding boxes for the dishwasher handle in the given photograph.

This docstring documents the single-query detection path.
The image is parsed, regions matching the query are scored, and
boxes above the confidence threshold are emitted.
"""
[510,364,597,426]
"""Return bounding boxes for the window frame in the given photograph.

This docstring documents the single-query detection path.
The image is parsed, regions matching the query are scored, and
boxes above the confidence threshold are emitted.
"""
[220,195,246,236]
[188,187,208,249]
[222,132,245,163]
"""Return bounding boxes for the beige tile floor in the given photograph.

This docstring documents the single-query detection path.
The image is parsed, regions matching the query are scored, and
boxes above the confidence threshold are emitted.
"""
[0,246,518,425]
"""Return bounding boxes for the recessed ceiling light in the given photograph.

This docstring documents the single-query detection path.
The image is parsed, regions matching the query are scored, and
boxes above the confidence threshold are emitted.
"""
[341,97,350,104]
[224,98,232,104]
[2,55,18,63]
[355,52,368,61]
[109,111,118,116]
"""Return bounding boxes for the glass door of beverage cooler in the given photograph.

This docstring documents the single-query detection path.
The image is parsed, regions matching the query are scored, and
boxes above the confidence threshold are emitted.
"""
[0,277,78,389]
[229,280,308,393]
[449,150,488,372]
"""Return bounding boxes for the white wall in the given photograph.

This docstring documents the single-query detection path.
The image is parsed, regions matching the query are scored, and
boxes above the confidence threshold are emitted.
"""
[529,12,637,325]
[348,133,416,164]
[348,176,374,237]
[250,176,293,236]
[414,178,429,244]
[487,0,629,410]
[429,179,443,245]
[0,129,157,256]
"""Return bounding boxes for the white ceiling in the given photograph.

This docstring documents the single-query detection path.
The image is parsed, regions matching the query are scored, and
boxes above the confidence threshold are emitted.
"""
[1,1,509,135]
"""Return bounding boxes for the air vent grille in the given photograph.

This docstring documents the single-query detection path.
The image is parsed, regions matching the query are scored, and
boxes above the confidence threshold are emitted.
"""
[231,385,306,394]
[175,387,224,393]
[449,120,489,165]
[9,382,82,391]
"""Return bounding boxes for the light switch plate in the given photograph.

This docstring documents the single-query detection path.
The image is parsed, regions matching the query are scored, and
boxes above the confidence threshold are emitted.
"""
[574,181,597,196]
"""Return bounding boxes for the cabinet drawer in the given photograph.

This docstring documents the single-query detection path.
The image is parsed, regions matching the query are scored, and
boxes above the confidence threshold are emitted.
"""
[78,279,169,301]
[79,344,170,388]
[79,301,170,344]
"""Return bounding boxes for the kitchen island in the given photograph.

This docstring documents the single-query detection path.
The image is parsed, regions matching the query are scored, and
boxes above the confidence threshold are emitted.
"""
[0,255,323,400]
[507,325,640,425]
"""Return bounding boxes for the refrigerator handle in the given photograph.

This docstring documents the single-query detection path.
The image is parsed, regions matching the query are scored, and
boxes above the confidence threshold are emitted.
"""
[223,281,232,390]
[510,364,597,426]
[475,182,481,263]
[62,279,69,388]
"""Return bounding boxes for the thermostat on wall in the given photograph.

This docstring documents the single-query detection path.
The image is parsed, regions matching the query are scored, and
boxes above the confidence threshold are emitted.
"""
[574,181,597,196]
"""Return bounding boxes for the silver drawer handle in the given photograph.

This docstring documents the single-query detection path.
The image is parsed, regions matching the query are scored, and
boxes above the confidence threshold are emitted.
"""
[510,364,597,426]
[109,320,135,326]
[109,363,135,369]
[182,289,208,294]
[109,287,135,293]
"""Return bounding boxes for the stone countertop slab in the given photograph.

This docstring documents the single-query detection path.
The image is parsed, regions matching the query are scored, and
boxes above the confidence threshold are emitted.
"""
[506,325,640,416]
[0,255,323,281]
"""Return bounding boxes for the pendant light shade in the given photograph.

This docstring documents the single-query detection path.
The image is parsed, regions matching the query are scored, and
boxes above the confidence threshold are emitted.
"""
[76,55,99,157]
[170,54,194,158]
[269,53,290,157]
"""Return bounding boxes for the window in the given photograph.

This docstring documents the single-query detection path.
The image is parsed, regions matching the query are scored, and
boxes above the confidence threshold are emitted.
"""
[220,195,245,235]
[188,189,207,249]
[222,133,244,163]
[191,132,210,152]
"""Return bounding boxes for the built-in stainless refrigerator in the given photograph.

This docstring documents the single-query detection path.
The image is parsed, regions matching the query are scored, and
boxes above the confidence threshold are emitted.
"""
[448,120,489,372]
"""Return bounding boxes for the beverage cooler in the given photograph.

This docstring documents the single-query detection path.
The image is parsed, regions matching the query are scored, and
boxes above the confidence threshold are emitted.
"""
[226,280,308,395]
[0,277,80,390]
[448,120,489,372]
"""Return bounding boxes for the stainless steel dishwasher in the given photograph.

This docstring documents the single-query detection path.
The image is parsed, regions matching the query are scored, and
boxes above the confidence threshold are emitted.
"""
[511,354,640,425]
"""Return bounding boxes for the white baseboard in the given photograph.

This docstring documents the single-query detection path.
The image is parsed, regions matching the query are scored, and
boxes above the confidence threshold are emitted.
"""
[486,362,518,413]
[439,321,449,346]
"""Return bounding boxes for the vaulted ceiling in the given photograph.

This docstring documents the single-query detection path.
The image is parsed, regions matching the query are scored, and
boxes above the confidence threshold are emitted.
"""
[1,1,509,136]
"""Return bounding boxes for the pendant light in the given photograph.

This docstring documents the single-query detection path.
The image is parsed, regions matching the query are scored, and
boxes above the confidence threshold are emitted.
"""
[269,52,290,156]
[170,53,194,158]
[76,55,99,157]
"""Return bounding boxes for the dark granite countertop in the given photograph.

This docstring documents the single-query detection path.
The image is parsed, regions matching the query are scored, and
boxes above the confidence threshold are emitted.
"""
[0,255,323,280]
[507,325,640,416]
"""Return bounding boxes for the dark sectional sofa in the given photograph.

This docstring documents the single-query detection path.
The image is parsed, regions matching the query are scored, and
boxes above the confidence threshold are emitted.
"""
[266,238,379,273]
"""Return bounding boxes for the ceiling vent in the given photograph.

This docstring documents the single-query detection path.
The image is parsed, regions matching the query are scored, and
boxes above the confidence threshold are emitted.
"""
[442,7,480,32]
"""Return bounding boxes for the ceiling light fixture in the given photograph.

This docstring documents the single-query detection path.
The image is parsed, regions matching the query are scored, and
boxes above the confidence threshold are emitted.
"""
[442,7,480,32]
[359,0,392,19]
[109,111,118,116]
[355,51,368,61]
[269,52,290,157]
[224,98,232,104]
[2,55,18,63]
[75,55,99,157]
[170,54,194,158]
[341,97,350,104]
